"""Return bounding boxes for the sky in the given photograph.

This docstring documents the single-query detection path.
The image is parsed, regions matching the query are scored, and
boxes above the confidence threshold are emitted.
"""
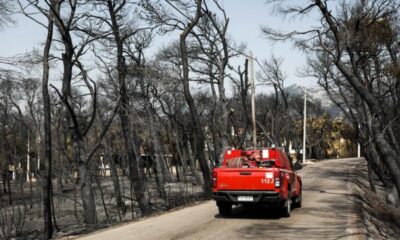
[220,0,319,88]
[0,0,320,91]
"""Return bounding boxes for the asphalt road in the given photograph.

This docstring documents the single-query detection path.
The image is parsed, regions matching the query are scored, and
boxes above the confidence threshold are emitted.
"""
[75,158,366,240]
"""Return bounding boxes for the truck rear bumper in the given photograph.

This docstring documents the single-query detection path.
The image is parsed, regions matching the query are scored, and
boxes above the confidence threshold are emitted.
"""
[213,191,281,204]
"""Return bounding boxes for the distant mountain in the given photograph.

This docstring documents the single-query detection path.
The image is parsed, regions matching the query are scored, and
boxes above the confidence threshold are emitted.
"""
[285,84,342,117]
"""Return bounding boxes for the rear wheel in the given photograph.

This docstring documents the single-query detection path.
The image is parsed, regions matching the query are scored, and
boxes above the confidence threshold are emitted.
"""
[281,198,291,217]
[293,189,302,208]
[217,202,232,216]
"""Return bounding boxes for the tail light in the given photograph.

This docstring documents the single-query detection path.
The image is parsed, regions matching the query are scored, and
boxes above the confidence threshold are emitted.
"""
[274,170,281,188]
[212,171,217,188]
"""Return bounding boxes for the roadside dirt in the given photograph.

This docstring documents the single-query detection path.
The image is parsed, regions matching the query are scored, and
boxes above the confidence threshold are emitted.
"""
[0,175,204,239]
[350,160,400,239]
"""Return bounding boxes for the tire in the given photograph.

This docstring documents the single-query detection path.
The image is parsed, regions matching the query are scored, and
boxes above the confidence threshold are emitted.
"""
[281,198,291,217]
[293,189,302,208]
[217,202,232,216]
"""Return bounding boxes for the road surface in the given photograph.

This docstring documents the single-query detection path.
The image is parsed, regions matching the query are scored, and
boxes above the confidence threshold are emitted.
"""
[75,158,365,240]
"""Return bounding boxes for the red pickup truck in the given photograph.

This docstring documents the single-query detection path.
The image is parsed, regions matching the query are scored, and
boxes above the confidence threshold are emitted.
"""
[212,148,302,217]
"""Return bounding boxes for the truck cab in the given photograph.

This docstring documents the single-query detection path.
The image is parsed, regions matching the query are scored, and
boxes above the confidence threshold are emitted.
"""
[212,148,302,217]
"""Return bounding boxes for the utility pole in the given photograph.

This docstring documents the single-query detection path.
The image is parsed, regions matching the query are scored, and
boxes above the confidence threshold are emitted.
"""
[303,89,307,164]
[27,133,30,181]
[248,51,257,148]
[357,124,361,158]
[37,136,41,171]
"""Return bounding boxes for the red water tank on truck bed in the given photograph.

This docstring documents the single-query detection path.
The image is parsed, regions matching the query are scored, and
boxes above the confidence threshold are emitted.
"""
[212,148,302,217]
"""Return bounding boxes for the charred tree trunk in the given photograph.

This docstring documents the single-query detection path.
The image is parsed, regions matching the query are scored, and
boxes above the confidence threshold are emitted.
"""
[138,64,168,198]
[42,2,55,238]
[52,0,98,225]
[106,140,126,219]
[106,0,149,216]
[179,0,211,198]
[238,60,251,148]
[172,126,187,177]
[119,109,149,215]
[74,139,97,225]
[216,62,230,164]
[183,138,203,185]
[145,111,167,199]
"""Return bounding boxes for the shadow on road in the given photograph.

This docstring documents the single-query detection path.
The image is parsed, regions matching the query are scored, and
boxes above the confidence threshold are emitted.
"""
[214,204,291,220]
[225,195,364,239]
[238,222,364,240]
